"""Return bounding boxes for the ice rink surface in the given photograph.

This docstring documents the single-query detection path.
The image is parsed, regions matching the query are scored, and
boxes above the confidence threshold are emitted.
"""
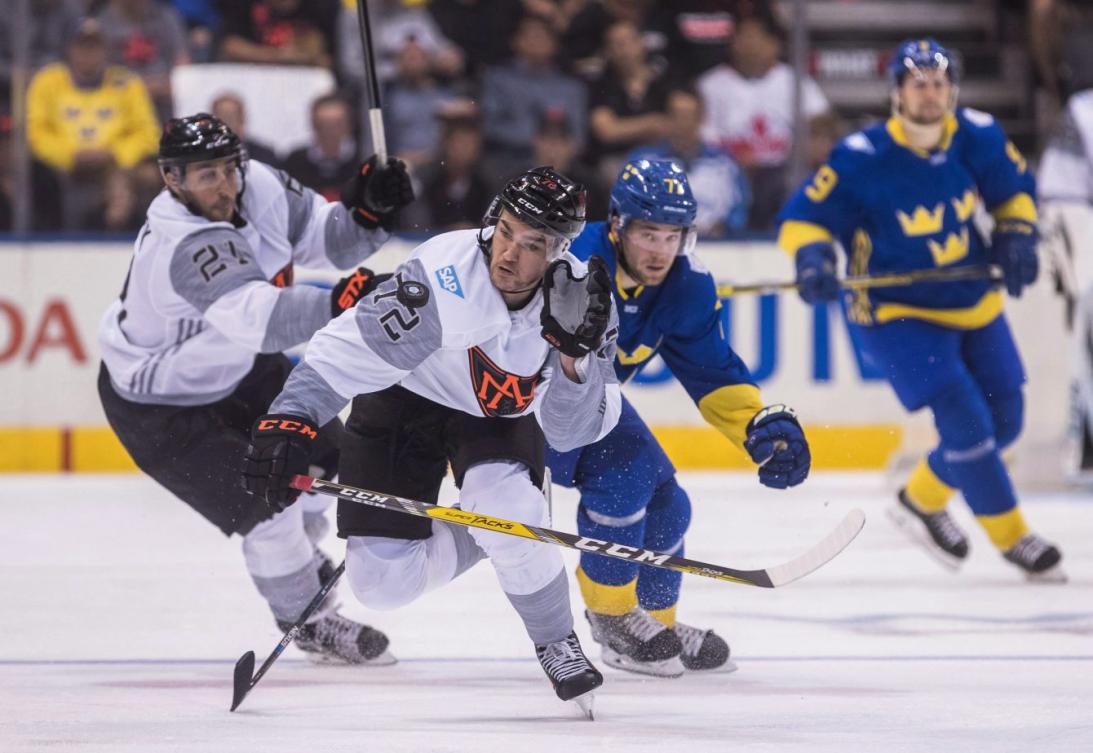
[1,472,1090,752]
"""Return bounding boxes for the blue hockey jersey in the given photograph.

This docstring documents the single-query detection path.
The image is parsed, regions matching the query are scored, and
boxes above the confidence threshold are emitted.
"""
[569,222,762,450]
[777,108,1036,328]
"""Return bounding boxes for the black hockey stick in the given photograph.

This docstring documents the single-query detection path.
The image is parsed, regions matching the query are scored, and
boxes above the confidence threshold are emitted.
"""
[229,560,345,712]
[716,263,1003,298]
[292,475,865,589]
[355,0,387,161]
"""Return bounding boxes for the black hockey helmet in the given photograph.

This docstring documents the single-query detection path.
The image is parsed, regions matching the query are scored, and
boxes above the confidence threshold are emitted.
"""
[483,166,587,244]
[158,112,247,171]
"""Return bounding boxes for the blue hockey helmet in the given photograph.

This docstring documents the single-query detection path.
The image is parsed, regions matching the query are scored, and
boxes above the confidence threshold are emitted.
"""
[887,38,958,88]
[609,159,698,256]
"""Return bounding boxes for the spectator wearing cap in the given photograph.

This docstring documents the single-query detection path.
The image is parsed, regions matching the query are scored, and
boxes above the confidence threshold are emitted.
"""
[26,18,160,229]
[533,107,608,221]
[210,92,280,167]
[402,109,493,233]
[382,36,459,169]
[698,12,833,229]
[628,86,749,238]
[586,19,671,186]
[281,93,359,201]
[96,0,191,121]
[480,13,587,184]
[219,0,336,69]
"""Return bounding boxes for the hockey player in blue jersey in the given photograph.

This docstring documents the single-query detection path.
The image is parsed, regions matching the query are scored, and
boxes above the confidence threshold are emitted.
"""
[547,159,812,676]
[778,39,1064,580]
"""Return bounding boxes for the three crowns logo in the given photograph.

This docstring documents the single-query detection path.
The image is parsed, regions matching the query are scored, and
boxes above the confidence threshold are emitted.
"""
[896,204,945,236]
[927,228,970,266]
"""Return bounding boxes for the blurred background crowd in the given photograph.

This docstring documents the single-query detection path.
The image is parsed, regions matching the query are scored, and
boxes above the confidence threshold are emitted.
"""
[0,0,1086,237]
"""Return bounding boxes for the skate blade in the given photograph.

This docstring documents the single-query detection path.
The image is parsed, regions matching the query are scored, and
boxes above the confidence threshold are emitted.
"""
[572,691,595,721]
[886,505,965,572]
[602,647,684,678]
[303,648,398,666]
[685,658,739,674]
[1024,565,1068,584]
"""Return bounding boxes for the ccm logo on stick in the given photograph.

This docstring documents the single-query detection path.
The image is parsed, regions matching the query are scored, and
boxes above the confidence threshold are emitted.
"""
[574,537,671,566]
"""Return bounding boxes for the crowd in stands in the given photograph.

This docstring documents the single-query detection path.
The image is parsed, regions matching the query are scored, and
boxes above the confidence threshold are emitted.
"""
[1,0,858,236]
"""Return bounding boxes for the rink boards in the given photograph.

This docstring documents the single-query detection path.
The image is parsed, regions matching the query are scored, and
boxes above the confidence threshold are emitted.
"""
[0,238,1071,480]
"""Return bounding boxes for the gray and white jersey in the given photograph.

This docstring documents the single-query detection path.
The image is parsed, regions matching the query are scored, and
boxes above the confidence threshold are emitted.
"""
[271,229,622,452]
[1039,90,1093,203]
[98,160,388,406]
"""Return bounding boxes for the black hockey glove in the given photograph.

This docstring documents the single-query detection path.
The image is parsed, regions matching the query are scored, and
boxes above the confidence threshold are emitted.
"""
[744,405,811,490]
[794,242,840,305]
[242,414,319,513]
[330,267,390,317]
[540,255,612,359]
[340,154,415,231]
[991,219,1039,298]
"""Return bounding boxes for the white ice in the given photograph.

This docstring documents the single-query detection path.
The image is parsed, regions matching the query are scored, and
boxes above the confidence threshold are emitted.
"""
[1,472,1090,753]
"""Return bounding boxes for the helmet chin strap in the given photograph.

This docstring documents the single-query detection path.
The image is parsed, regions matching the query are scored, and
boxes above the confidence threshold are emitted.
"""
[609,221,639,282]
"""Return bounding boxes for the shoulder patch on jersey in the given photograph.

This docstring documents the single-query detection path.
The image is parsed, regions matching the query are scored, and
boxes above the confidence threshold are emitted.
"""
[843,131,875,154]
[434,264,465,298]
[961,108,995,128]
[398,279,431,308]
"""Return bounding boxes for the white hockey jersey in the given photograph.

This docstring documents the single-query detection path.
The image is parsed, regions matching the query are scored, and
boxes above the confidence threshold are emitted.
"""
[271,229,622,452]
[98,160,387,406]
[1039,90,1093,202]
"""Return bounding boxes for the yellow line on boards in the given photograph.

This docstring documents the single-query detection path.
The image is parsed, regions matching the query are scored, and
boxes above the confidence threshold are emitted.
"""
[0,425,902,472]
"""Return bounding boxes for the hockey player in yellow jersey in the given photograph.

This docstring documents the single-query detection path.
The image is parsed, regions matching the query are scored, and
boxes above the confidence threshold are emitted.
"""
[777,39,1064,580]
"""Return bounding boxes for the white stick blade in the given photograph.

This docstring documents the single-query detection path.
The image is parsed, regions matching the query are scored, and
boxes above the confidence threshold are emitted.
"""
[765,508,866,587]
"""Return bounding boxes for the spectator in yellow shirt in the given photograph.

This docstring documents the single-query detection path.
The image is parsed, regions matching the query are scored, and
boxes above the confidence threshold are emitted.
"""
[27,17,160,229]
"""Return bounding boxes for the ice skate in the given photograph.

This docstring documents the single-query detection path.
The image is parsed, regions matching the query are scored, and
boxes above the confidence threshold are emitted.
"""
[1003,533,1067,583]
[674,621,736,673]
[887,488,969,571]
[585,608,685,678]
[280,611,396,665]
[535,631,602,720]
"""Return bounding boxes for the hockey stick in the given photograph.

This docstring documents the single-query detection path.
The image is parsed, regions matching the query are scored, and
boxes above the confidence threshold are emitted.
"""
[229,560,346,712]
[355,0,387,161]
[716,263,1002,298]
[291,475,866,588]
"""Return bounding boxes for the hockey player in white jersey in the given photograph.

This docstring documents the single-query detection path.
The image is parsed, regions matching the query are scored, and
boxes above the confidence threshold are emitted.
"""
[1038,89,1093,478]
[97,113,414,664]
[242,167,621,716]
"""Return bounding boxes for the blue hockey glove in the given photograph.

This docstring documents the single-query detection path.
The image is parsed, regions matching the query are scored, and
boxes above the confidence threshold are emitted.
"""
[794,242,840,305]
[744,405,811,489]
[991,219,1039,298]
